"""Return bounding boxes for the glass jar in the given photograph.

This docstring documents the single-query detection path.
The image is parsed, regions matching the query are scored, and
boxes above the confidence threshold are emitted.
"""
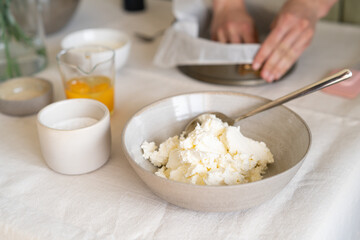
[0,0,47,82]
[57,45,116,113]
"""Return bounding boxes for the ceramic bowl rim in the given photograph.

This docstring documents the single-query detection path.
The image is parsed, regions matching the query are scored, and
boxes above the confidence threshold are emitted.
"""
[0,77,52,102]
[61,27,131,50]
[121,90,312,189]
[37,98,110,132]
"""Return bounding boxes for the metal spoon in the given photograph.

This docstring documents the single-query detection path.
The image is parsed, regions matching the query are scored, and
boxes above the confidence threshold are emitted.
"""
[134,29,165,42]
[184,69,352,136]
[135,19,175,42]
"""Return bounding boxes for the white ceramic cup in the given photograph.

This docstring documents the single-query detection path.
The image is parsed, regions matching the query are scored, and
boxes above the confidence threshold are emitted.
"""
[37,99,111,175]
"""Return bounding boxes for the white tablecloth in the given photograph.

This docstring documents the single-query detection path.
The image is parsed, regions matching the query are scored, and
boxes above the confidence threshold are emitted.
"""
[1,0,359,239]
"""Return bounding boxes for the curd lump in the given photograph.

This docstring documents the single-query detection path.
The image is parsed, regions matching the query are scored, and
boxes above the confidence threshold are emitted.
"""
[141,114,274,185]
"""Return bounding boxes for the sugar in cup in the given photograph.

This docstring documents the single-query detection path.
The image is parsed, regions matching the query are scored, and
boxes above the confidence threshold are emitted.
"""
[56,45,115,114]
[37,99,111,175]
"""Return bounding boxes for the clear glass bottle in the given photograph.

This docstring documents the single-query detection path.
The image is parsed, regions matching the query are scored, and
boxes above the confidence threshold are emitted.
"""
[0,0,47,82]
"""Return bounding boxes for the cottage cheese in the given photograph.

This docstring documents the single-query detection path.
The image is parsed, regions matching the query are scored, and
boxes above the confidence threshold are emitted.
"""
[141,114,274,185]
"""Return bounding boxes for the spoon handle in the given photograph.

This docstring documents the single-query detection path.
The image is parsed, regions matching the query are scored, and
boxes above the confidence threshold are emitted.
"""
[234,69,352,122]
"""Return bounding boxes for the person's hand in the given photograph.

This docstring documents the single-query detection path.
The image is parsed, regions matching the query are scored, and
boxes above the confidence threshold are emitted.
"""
[252,0,337,82]
[211,0,257,43]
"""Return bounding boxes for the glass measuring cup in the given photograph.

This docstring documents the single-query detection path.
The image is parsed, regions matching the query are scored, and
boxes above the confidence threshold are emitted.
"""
[57,46,115,113]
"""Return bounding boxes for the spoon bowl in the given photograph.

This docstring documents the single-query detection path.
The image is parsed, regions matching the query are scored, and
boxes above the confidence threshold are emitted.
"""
[134,29,165,42]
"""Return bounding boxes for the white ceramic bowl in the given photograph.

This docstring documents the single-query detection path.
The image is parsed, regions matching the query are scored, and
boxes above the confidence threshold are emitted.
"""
[61,28,131,70]
[122,91,311,212]
[0,77,53,116]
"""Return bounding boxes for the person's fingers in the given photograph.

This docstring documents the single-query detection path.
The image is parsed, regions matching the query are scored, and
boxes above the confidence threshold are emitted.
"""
[226,23,241,43]
[211,28,218,41]
[273,29,313,80]
[273,48,301,81]
[253,14,297,70]
[260,43,286,82]
[215,22,257,44]
[272,46,300,81]
[260,22,307,82]
[211,32,216,41]
[270,15,280,30]
[225,21,257,44]
[216,28,227,43]
[242,24,256,43]
[292,26,314,51]
[252,27,289,70]
[254,30,259,43]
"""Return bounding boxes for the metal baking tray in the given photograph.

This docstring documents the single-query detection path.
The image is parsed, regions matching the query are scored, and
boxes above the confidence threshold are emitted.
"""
[178,64,295,86]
